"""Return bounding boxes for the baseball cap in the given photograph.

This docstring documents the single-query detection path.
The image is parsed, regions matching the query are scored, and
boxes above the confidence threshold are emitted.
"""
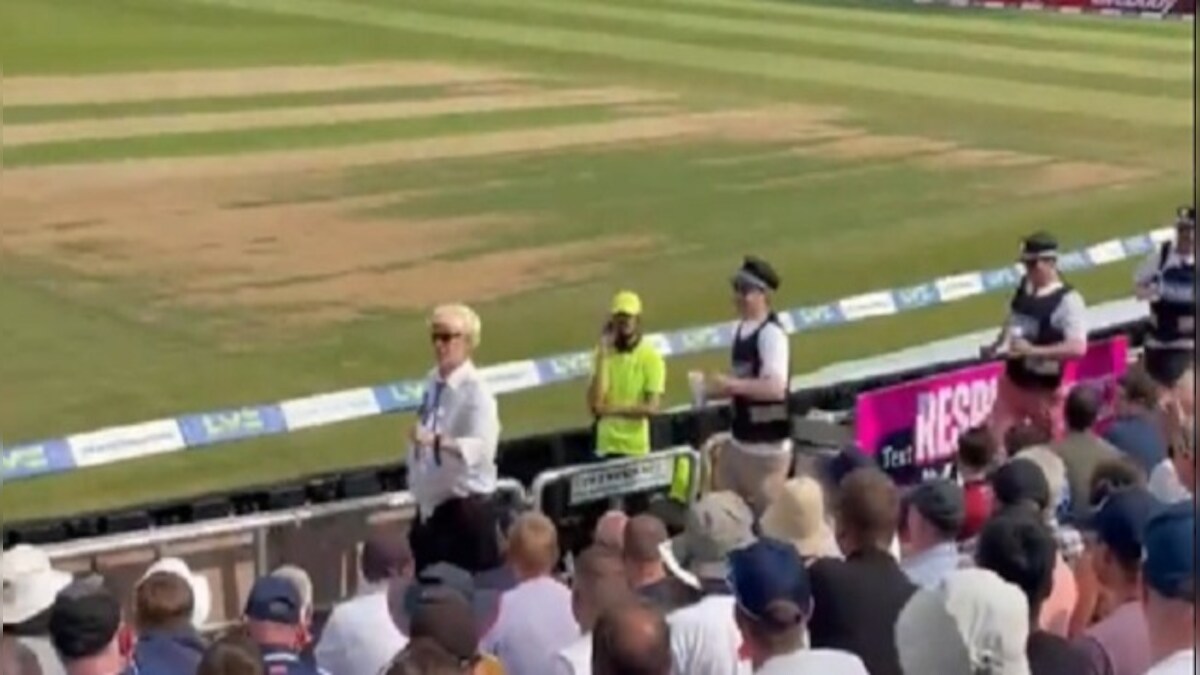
[1019,232,1059,262]
[1082,487,1162,564]
[48,580,122,661]
[731,256,780,292]
[1142,500,1195,602]
[671,491,755,581]
[243,575,302,625]
[906,479,966,537]
[991,460,1051,512]
[729,538,811,627]
[408,587,480,664]
[824,445,876,489]
[895,568,1031,675]
[610,291,642,317]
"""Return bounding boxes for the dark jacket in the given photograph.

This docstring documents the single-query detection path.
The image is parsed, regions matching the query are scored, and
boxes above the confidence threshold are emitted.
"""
[1102,413,1167,477]
[131,629,206,675]
[1027,631,1094,675]
[807,548,917,675]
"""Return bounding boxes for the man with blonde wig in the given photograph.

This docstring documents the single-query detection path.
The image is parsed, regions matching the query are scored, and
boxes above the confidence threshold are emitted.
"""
[408,303,502,573]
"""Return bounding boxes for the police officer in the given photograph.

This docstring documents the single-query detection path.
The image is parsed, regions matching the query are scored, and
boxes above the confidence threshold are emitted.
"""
[982,232,1088,448]
[242,576,328,675]
[703,256,791,515]
[1136,206,1195,390]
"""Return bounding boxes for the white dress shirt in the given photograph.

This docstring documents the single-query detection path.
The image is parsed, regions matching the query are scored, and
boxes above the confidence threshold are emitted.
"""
[407,360,500,520]
[314,583,407,675]
[755,648,869,675]
[1146,649,1196,675]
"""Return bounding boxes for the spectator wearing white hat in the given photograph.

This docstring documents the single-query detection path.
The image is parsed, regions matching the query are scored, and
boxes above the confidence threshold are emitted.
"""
[894,568,1031,675]
[315,531,413,675]
[758,476,840,565]
[139,558,212,629]
[408,303,502,574]
[2,544,72,675]
[666,491,757,675]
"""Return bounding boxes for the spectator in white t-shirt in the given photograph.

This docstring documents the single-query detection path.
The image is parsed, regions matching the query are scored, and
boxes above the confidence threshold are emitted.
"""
[315,531,413,675]
[666,491,756,675]
[482,513,578,675]
[1140,501,1195,675]
[730,539,867,674]
[899,479,966,590]
[553,546,634,675]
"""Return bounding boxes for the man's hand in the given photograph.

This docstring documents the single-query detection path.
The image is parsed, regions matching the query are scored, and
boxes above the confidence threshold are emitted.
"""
[411,426,436,448]
[979,344,999,360]
[707,373,735,397]
[1009,338,1035,357]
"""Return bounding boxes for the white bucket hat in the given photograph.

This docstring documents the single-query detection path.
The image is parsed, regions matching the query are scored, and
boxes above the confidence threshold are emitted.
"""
[1,544,73,625]
[140,557,211,628]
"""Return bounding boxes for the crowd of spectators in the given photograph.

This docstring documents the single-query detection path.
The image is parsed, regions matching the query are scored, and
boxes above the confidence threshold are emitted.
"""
[2,361,1192,675]
[1,210,1193,675]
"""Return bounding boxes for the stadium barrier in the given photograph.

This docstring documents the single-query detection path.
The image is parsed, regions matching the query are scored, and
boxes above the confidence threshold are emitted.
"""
[0,227,1172,485]
[529,446,702,512]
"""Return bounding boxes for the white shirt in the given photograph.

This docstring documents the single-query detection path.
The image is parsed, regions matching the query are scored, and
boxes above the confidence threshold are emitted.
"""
[668,595,751,675]
[1134,243,1193,287]
[483,576,579,675]
[901,541,961,589]
[314,584,406,675]
[1148,460,1193,504]
[1146,649,1196,675]
[756,649,869,675]
[407,360,500,519]
[552,634,593,675]
[1136,242,1195,349]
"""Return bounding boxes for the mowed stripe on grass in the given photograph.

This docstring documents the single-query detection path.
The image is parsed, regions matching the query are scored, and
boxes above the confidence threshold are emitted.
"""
[6,87,673,145]
[3,62,511,106]
[189,0,1191,126]
[419,0,1190,82]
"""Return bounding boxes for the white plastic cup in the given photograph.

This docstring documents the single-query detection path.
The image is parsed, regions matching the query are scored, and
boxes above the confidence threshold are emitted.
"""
[687,371,706,409]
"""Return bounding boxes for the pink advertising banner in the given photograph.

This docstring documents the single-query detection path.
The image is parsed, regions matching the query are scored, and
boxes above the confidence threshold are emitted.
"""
[855,337,1129,483]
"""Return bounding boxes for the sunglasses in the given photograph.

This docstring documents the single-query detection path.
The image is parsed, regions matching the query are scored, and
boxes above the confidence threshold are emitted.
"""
[431,332,462,344]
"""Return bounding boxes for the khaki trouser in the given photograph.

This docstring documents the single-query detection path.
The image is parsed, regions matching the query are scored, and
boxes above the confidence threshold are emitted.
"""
[709,434,791,516]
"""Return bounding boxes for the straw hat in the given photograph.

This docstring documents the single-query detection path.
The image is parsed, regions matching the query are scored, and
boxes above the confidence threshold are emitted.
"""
[759,476,839,560]
[1,545,73,625]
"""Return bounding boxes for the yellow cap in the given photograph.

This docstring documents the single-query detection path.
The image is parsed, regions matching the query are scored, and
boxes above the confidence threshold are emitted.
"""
[611,290,642,316]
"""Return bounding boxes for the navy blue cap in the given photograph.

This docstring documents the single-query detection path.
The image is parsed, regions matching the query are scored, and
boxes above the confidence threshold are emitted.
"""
[825,445,876,488]
[1142,500,1196,602]
[1084,488,1162,563]
[244,575,302,625]
[729,538,810,628]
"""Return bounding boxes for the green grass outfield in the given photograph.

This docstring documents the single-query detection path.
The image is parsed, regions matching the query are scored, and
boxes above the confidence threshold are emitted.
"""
[0,0,1192,522]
